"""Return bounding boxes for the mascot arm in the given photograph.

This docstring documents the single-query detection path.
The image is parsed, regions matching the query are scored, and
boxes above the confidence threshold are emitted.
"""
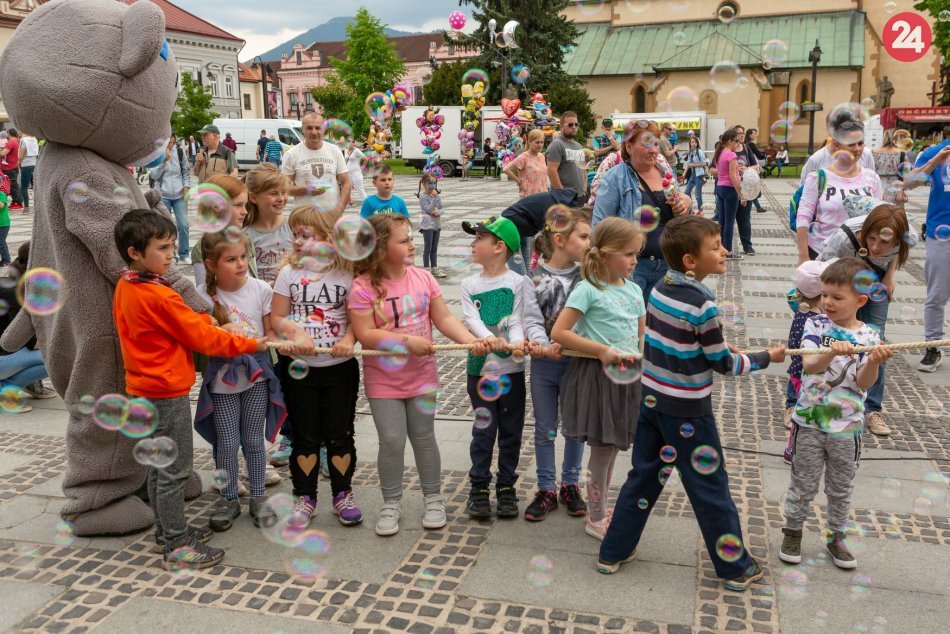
[0,311,35,353]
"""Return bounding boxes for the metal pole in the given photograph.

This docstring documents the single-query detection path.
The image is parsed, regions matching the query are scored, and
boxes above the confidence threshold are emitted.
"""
[807,42,819,155]
[255,57,269,119]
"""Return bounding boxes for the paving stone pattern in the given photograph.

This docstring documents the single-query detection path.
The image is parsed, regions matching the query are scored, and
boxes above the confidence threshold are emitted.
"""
[0,175,947,633]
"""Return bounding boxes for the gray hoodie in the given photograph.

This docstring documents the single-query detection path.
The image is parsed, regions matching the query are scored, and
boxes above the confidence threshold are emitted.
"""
[148,144,192,199]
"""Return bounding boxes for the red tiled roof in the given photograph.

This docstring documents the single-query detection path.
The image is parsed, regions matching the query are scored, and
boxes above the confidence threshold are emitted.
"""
[305,33,449,64]
[125,0,243,43]
[238,61,261,82]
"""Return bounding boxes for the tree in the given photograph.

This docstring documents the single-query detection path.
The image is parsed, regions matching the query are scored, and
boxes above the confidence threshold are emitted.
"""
[328,7,407,137]
[421,61,468,106]
[914,1,950,104]
[310,74,358,121]
[171,72,217,139]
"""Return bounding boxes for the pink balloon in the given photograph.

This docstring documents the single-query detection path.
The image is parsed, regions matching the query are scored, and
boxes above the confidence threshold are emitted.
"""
[448,10,466,31]
[416,117,425,128]
[431,141,440,151]
[435,114,445,125]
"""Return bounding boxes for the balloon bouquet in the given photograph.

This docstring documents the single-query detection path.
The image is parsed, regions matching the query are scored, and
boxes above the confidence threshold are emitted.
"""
[458,78,486,176]
[417,106,445,178]
[363,83,413,176]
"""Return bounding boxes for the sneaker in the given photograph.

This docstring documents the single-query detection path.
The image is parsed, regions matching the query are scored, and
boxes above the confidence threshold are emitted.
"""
[422,494,447,529]
[288,495,316,528]
[917,347,943,373]
[179,255,192,265]
[743,248,757,255]
[784,406,794,430]
[237,481,248,497]
[319,445,330,479]
[241,464,283,487]
[332,490,363,526]
[375,501,401,536]
[559,483,588,517]
[153,524,213,553]
[596,549,637,574]
[779,527,803,564]
[726,252,743,260]
[270,437,292,466]
[496,486,519,518]
[783,445,794,466]
[162,534,224,571]
[524,490,558,521]
[432,267,448,279]
[249,496,277,528]
[585,509,614,541]
[9,203,22,210]
[826,531,857,569]
[209,497,241,532]
[467,487,492,519]
[865,411,891,437]
[724,559,764,592]
[22,381,56,399]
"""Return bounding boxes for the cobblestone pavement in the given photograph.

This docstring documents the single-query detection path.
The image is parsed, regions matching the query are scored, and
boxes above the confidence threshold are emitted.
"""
[0,175,948,633]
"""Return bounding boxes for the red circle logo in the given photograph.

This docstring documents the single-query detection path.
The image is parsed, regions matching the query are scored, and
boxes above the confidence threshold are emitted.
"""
[883,12,933,62]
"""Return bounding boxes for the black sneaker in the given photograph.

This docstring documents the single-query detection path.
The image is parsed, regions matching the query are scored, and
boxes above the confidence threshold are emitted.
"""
[724,558,764,592]
[826,531,857,569]
[153,524,213,553]
[162,534,224,571]
[559,483,588,517]
[467,487,492,519]
[779,527,803,564]
[249,496,277,528]
[743,248,757,255]
[524,490,558,521]
[496,486,519,518]
[209,497,241,532]
[917,347,943,373]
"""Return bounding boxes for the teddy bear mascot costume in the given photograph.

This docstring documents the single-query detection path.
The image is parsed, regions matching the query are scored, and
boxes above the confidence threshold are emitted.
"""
[0,0,206,536]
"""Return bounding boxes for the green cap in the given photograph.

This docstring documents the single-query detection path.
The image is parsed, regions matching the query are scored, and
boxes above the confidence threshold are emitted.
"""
[462,216,521,255]
[198,124,220,135]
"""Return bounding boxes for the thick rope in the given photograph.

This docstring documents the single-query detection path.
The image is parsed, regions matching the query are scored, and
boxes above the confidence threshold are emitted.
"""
[265,339,950,358]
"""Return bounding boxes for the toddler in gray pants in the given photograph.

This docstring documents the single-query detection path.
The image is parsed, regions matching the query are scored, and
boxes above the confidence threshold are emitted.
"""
[779,258,892,569]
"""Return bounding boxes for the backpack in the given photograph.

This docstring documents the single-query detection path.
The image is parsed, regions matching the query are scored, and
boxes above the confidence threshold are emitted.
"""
[789,169,826,231]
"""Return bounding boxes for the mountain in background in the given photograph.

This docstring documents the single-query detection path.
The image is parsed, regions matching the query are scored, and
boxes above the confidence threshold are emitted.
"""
[253,16,423,62]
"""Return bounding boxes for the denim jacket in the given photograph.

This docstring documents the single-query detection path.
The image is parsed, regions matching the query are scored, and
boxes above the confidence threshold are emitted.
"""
[592,160,668,227]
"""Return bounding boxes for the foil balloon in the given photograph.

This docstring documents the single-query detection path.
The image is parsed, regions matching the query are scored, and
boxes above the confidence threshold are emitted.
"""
[502,21,520,48]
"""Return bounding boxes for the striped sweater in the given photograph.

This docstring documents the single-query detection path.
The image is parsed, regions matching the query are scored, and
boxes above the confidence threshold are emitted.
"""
[642,278,771,417]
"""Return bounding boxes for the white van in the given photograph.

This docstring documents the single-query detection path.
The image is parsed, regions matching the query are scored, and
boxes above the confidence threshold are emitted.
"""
[213,118,304,169]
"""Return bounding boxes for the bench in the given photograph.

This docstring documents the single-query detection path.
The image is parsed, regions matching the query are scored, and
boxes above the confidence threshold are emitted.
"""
[762,156,805,178]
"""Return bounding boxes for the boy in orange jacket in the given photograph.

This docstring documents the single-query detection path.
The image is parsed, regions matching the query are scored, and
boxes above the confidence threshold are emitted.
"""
[113,209,267,570]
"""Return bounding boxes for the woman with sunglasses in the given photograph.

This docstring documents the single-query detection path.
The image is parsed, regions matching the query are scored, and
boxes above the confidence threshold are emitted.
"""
[592,120,692,299]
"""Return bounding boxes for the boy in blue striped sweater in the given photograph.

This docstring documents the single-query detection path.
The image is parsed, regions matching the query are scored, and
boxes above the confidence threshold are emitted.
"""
[597,215,786,591]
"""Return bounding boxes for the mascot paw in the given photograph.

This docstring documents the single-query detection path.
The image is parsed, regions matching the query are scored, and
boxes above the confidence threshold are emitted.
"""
[184,471,203,501]
[67,495,154,536]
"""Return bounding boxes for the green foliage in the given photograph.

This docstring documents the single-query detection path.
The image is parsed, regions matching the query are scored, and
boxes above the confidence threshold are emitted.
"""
[421,61,469,106]
[544,81,595,140]
[914,1,950,104]
[171,72,218,139]
[328,7,407,137]
[310,75,361,126]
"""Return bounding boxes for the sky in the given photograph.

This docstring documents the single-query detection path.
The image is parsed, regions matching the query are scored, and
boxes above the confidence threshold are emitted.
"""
[172,0,475,59]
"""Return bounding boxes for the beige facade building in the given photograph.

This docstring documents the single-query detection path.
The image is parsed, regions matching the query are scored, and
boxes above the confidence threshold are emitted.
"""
[563,0,942,148]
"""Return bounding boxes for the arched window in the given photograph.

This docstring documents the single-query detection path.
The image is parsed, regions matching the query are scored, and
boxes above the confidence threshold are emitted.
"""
[798,80,810,109]
[634,85,646,113]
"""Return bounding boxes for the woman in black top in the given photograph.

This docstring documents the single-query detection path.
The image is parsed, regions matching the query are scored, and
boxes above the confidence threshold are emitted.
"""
[732,125,758,255]
[745,128,767,214]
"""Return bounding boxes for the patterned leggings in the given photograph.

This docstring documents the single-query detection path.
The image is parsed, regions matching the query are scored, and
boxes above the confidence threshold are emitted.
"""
[212,382,269,499]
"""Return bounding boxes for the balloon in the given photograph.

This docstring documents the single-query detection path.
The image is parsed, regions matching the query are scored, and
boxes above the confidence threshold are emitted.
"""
[501,98,521,117]
[502,21,520,48]
[488,18,497,33]
[448,11,466,30]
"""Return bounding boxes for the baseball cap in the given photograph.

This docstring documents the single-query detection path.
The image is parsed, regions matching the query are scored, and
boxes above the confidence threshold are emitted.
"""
[462,216,521,254]
[795,259,835,299]
[198,124,220,135]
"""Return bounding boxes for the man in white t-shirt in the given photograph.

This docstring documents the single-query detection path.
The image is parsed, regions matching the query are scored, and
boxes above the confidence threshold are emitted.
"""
[17,134,39,211]
[281,112,350,213]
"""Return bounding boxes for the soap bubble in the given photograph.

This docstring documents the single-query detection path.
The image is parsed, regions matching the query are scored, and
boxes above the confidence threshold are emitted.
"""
[77,394,96,415]
[868,283,888,303]
[364,92,393,122]
[658,465,675,486]
[546,204,573,231]
[762,39,789,67]
[778,101,801,120]
[852,269,878,294]
[899,305,915,319]
[679,422,695,438]
[211,469,229,491]
[17,268,65,316]
[132,436,178,468]
[832,150,855,170]
[941,9,950,22]
[288,359,310,380]
[715,533,743,562]
[111,185,132,206]
[92,393,129,431]
[322,118,353,148]
[667,85,699,111]
[635,204,660,232]
[461,68,490,92]
[884,2,897,14]
[53,520,76,546]
[189,183,232,232]
[476,375,503,401]
[710,61,742,94]
[935,225,950,242]
[779,569,810,600]
[637,498,649,509]
[473,407,492,430]
[691,445,721,475]
[332,216,377,261]
[659,445,677,463]
[603,358,641,384]
[717,4,736,23]
[66,180,90,204]
[415,566,437,589]
[510,64,531,84]
[415,387,439,415]
[224,225,243,243]
[770,120,792,144]
[737,76,749,89]
[880,477,901,498]
[673,31,687,46]
[912,496,932,515]
[120,397,159,439]
[378,340,410,372]
[892,129,913,152]
[850,573,872,598]
[283,529,330,580]
[527,554,553,587]
[644,394,657,408]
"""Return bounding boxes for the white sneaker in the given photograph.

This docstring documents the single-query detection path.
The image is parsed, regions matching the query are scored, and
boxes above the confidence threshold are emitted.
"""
[240,464,282,486]
[422,494,446,529]
[179,255,192,265]
[375,501,401,536]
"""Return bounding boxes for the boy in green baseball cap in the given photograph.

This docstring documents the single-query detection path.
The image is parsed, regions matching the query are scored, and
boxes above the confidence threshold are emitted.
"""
[459,215,530,520]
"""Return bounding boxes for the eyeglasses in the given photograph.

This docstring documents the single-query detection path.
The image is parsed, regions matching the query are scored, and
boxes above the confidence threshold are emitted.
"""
[292,231,317,240]
[564,122,579,128]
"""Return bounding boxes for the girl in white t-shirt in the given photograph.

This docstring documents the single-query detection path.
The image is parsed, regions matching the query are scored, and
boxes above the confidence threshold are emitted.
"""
[197,231,284,532]
[243,163,292,285]
[271,205,363,528]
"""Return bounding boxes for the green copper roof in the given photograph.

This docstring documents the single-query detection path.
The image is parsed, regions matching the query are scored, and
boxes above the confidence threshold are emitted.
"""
[564,10,866,76]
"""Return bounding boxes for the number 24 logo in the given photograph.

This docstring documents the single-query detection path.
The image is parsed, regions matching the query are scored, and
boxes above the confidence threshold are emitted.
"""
[891,20,925,53]
[883,13,932,63]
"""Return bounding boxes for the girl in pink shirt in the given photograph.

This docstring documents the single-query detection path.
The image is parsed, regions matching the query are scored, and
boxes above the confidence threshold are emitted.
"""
[348,214,490,536]
[503,129,549,197]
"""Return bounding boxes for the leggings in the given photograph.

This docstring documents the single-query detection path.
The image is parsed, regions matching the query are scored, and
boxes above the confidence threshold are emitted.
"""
[368,395,441,502]
[587,445,620,521]
[212,382,269,500]
[421,229,441,268]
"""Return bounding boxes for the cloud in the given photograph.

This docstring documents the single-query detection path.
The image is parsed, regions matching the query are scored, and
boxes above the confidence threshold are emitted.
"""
[234,27,309,59]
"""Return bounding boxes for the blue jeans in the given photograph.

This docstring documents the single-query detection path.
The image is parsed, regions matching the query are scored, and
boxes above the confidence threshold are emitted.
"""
[633,257,668,302]
[600,405,754,579]
[421,229,441,267]
[857,296,889,412]
[468,372,526,488]
[530,357,584,490]
[0,225,9,264]
[684,173,704,210]
[0,348,48,387]
[716,185,740,253]
[162,197,190,260]
[20,165,34,208]
[507,236,532,275]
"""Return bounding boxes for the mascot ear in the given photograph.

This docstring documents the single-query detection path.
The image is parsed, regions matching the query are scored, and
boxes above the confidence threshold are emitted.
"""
[119,0,166,78]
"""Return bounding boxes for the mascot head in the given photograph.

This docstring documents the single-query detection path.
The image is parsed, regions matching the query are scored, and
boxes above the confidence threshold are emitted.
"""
[0,0,178,167]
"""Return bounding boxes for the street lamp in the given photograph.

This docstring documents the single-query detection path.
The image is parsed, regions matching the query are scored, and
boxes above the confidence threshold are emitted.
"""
[807,40,822,155]
[251,56,270,119]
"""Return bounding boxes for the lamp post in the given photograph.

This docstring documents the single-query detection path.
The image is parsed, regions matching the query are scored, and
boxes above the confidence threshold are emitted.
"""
[251,56,270,119]
[807,40,822,155]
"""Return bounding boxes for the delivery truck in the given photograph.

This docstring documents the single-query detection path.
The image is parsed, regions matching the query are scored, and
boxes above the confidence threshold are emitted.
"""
[399,105,506,177]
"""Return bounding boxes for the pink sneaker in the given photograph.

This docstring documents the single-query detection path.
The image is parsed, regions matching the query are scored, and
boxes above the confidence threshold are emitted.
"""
[288,495,316,528]
[585,509,614,541]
